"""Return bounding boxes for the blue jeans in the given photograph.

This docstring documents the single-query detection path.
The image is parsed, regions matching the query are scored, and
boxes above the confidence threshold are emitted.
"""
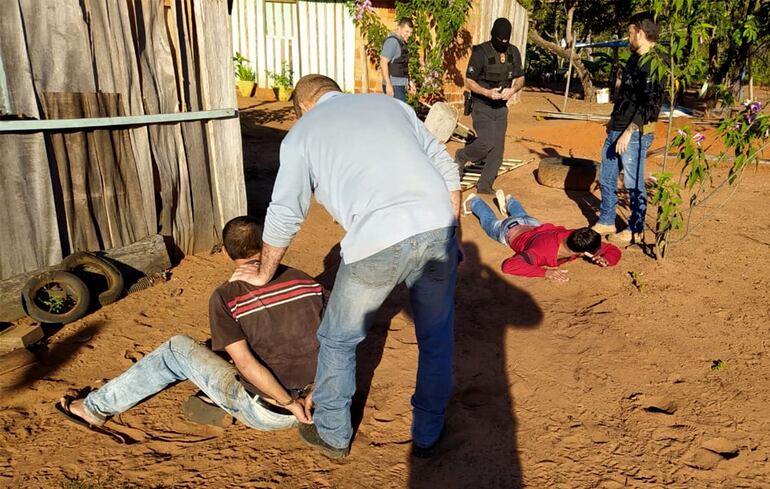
[313,227,458,449]
[382,84,407,102]
[83,335,297,430]
[470,196,541,245]
[598,130,654,233]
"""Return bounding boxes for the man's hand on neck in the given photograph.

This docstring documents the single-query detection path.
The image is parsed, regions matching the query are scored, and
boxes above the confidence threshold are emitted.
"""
[229,244,288,287]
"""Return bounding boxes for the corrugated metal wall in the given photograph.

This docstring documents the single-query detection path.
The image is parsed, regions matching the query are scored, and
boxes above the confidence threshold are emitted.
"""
[232,0,356,91]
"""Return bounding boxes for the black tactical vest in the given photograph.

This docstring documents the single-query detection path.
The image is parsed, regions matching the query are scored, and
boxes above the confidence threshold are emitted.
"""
[481,41,516,86]
[386,34,409,78]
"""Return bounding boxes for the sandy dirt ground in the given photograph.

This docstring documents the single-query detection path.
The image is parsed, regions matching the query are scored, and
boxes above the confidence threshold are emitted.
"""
[1,89,769,489]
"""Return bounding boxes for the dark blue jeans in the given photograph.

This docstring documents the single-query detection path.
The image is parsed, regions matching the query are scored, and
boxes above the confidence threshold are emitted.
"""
[598,130,654,233]
[382,84,407,102]
[313,227,458,449]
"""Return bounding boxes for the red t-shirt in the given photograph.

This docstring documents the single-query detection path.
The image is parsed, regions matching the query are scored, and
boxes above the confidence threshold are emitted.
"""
[501,223,621,278]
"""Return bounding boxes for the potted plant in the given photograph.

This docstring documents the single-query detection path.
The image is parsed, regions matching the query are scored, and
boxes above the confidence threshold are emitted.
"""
[233,51,256,97]
[267,62,294,102]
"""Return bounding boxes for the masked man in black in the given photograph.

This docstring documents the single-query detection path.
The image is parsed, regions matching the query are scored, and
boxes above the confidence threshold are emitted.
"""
[455,18,525,194]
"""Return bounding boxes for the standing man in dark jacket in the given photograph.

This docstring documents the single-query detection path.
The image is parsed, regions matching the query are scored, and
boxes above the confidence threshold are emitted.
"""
[592,12,664,244]
[380,17,414,102]
[455,17,525,194]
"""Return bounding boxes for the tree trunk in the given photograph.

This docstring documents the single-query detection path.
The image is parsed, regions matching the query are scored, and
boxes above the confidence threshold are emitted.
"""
[528,29,595,102]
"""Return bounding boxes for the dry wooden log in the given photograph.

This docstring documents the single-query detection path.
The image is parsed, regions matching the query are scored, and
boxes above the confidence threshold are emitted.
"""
[0,323,44,355]
[0,234,171,322]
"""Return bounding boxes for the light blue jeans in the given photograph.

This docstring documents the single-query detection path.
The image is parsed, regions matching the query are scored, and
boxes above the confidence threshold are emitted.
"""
[313,227,458,449]
[83,335,297,430]
[470,196,541,245]
[598,130,655,233]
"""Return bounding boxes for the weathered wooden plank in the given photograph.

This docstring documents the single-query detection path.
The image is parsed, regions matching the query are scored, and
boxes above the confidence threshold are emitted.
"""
[131,0,195,254]
[172,0,217,254]
[195,0,247,234]
[0,348,38,376]
[41,93,102,252]
[0,133,65,280]
[0,324,44,355]
[0,1,37,118]
[0,234,171,323]
[0,2,64,280]
[91,0,157,236]
[40,92,148,252]
[18,0,96,93]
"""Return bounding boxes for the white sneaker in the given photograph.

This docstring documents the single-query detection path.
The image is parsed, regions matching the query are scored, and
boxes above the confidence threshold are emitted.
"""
[462,193,477,215]
[592,223,616,235]
[495,189,508,216]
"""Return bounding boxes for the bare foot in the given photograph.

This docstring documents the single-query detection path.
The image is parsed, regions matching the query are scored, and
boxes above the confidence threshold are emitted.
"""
[69,398,104,426]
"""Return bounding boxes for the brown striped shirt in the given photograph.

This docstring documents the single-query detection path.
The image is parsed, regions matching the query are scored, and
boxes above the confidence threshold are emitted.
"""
[209,265,323,396]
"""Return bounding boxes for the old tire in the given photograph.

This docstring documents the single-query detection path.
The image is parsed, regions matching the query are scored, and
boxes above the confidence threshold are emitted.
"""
[62,251,124,306]
[22,271,91,324]
[536,156,599,190]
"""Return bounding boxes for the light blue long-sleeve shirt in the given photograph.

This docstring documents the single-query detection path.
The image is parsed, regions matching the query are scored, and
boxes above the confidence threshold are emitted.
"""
[263,92,460,264]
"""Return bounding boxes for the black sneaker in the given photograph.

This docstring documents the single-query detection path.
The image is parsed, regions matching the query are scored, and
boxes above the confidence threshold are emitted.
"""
[298,423,350,459]
[476,186,495,195]
[411,424,446,459]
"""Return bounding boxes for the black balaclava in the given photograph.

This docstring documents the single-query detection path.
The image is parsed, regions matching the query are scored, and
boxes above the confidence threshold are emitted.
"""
[490,18,512,53]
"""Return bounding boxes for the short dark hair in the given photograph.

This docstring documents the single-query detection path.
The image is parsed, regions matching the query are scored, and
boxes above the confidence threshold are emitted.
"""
[222,216,263,260]
[566,228,601,254]
[292,74,341,118]
[629,12,658,42]
[397,17,414,29]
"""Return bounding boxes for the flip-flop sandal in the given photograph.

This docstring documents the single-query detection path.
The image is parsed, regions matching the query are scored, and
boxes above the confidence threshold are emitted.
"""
[183,395,234,427]
[56,396,132,444]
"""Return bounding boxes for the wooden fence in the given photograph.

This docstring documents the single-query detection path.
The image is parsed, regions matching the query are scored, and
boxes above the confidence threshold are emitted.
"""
[231,0,357,92]
[0,0,245,280]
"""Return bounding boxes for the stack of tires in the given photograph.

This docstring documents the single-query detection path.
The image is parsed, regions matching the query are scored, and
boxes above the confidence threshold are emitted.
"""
[22,252,124,324]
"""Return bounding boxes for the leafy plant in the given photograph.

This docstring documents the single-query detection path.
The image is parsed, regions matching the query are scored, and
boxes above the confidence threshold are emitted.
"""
[346,0,472,102]
[233,51,256,82]
[645,0,770,258]
[266,62,294,89]
[711,359,727,371]
[36,283,75,313]
[651,98,768,258]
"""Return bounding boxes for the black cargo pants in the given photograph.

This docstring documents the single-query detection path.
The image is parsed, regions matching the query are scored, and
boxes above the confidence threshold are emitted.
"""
[456,101,508,193]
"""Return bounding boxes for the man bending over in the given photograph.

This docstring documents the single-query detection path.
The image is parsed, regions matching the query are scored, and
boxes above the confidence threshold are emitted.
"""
[57,216,322,438]
[464,191,621,282]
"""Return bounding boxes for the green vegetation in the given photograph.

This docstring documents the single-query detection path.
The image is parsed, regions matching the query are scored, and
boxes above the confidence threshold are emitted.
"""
[232,52,255,82]
[266,61,294,89]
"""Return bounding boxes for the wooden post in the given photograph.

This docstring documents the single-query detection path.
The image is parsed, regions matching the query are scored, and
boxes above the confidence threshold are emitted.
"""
[360,30,369,93]
[562,39,575,113]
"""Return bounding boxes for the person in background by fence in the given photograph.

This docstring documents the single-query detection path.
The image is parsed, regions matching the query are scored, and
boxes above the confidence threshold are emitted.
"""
[380,17,415,102]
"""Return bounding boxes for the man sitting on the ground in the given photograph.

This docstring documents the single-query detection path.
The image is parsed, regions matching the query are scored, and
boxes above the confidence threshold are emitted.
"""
[57,216,322,438]
[464,191,621,282]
